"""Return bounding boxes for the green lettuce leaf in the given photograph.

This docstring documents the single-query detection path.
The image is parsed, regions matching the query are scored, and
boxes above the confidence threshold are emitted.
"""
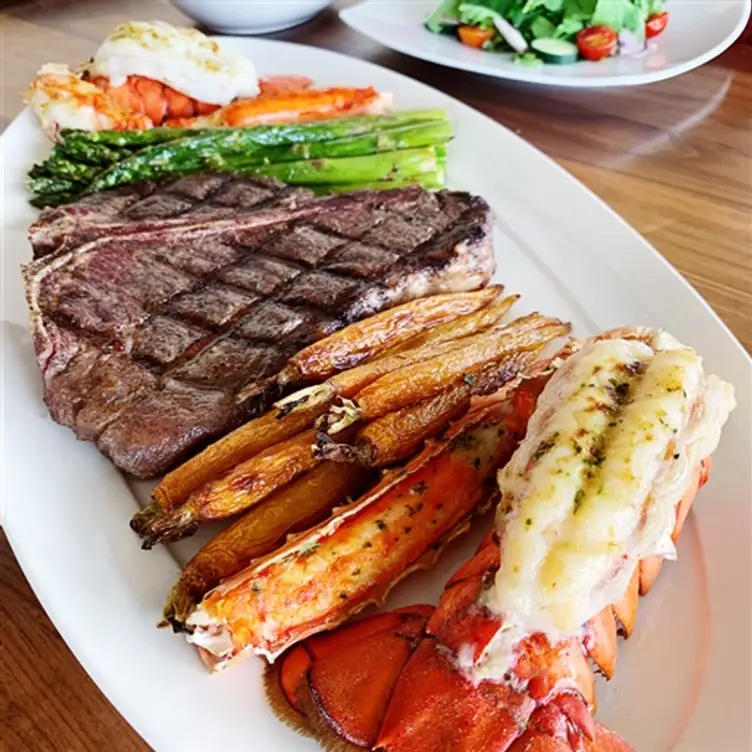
[622,3,647,41]
[554,16,585,38]
[425,0,462,33]
[530,16,557,37]
[590,0,646,41]
[562,0,598,22]
[458,2,504,27]
[521,0,563,12]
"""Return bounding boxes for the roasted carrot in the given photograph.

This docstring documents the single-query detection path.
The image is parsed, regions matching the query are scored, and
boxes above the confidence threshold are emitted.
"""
[274,293,519,418]
[185,390,534,668]
[326,295,521,397]
[376,292,518,358]
[323,315,570,432]
[146,393,331,516]
[316,349,541,468]
[239,288,502,402]
[135,429,324,548]
[161,461,374,630]
[316,388,469,468]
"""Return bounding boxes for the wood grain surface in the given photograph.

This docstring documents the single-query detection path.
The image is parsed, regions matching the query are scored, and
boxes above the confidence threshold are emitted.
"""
[1,1,750,750]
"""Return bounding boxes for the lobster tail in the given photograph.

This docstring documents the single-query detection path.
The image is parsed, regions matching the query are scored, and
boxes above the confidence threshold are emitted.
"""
[266,456,709,752]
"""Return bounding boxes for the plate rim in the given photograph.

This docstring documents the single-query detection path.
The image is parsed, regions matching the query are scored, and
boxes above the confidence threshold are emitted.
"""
[2,34,751,752]
[340,0,752,89]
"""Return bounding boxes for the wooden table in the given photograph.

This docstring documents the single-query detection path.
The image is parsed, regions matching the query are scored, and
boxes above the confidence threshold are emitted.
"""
[1,1,750,749]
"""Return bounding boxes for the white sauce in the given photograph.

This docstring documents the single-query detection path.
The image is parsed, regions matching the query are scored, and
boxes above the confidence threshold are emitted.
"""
[82,21,259,104]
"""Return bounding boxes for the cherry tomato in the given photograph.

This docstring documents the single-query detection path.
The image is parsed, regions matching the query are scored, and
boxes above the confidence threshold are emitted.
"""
[646,11,669,39]
[576,25,618,61]
[458,25,496,49]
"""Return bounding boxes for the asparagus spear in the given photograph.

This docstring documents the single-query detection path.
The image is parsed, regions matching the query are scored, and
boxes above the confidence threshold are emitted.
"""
[29,191,77,209]
[56,138,130,166]
[313,173,445,195]
[27,175,81,197]
[195,120,451,171]
[57,109,447,149]
[29,156,100,183]
[60,126,203,148]
[87,128,446,193]
[243,147,440,185]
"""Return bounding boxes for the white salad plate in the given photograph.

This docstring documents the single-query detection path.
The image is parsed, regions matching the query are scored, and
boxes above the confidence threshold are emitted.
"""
[341,0,751,88]
[2,37,751,752]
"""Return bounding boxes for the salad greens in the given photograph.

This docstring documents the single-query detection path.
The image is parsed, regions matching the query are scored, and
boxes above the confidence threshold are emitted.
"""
[425,0,666,62]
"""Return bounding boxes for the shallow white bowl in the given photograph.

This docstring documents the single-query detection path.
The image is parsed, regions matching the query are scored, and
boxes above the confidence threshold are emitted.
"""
[171,0,333,35]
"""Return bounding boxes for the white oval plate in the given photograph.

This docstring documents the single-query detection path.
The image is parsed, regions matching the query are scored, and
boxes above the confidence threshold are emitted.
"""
[340,0,751,88]
[2,37,751,752]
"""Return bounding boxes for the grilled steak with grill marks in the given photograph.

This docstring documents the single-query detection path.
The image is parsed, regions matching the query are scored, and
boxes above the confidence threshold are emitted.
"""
[23,175,495,478]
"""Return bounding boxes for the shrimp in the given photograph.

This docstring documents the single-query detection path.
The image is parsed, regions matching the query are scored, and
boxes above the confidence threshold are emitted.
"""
[167,86,394,129]
[24,64,151,139]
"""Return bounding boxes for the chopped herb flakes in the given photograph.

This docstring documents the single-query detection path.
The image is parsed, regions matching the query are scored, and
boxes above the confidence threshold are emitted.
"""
[573,488,585,513]
[463,375,475,386]
[376,520,387,531]
[525,518,533,529]
[339,592,349,600]
[363,541,373,549]
[407,502,424,517]
[411,481,427,495]
[533,432,559,463]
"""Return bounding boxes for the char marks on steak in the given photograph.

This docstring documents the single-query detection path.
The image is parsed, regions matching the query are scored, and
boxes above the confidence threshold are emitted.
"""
[24,175,495,477]
[28,175,316,259]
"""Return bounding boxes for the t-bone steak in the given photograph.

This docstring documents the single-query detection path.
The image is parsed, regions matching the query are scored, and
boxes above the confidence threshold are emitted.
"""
[23,175,495,477]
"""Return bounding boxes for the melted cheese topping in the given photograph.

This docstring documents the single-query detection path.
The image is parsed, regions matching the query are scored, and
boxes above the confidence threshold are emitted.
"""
[82,21,259,104]
[474,332,735,680]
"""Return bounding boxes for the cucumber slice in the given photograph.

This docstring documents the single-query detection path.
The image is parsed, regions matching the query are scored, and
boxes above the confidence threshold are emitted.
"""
[531,38,579,65]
